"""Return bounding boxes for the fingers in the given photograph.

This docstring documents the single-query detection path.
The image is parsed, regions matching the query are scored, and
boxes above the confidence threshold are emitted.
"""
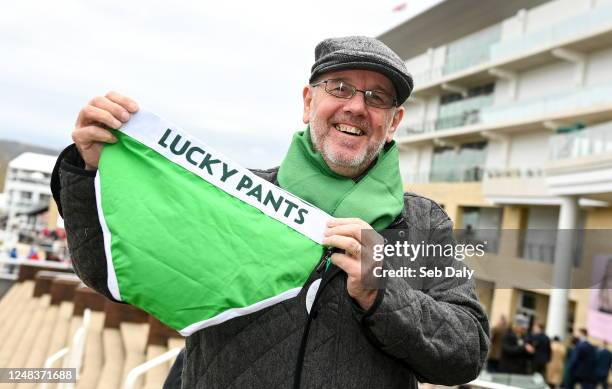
[330,252,360,275]
[324,224,362,242]
[72,125,117,145]
[76,91,139,129]
[322,234,361,258]
[90,95,131,123]
[327,217,371,230]
[79,105,123,129]
[105,91,139,113]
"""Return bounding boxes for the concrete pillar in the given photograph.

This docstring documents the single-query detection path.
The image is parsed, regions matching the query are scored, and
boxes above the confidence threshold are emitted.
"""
[546,196,579,339]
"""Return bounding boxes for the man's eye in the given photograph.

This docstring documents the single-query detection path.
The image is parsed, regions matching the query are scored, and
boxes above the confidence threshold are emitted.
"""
[369,93,385,103]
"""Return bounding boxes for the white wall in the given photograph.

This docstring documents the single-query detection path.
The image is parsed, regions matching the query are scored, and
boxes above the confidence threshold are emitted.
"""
[507,131,552,169]
[516,61,575,102]
[524,0,592,34]
[484,140,510,170]
[399,147,420,182]
[585,47,612,87]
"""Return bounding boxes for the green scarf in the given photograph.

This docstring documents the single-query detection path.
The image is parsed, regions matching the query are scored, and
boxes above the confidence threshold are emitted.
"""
[277,127,404,231]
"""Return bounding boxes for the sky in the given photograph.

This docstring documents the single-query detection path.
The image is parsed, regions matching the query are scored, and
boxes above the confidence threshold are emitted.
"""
[0,0,442,168]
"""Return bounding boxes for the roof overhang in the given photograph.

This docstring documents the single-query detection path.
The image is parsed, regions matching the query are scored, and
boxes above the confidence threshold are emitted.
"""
[378,0,551,60]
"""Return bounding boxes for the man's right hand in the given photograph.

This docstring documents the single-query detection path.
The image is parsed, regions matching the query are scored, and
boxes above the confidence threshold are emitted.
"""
[72,91,139,170]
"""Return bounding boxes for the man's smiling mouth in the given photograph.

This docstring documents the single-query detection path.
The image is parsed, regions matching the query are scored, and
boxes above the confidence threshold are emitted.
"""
[334,124,364,136]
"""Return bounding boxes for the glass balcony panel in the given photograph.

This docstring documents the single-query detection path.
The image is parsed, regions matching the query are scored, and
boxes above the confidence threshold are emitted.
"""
[443,25,501,75]
[480,82,612,124]
[550,122,612,160]
[491,4,612,61]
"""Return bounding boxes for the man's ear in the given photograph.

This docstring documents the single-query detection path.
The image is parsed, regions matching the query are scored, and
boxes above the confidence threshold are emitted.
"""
[302,86,313,124]
[385,105,405,142]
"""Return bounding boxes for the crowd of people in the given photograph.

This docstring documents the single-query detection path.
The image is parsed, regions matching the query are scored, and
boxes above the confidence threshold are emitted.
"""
[487,315,612,389]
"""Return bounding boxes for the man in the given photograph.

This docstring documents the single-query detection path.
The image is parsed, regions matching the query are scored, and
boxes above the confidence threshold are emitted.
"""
[51,36,489,388]
[547,336,566,389]
[569,328,597,389]
[595,341,611,389]
[488,315,508,372]
[499,314,535,374]
[530,322,552,378]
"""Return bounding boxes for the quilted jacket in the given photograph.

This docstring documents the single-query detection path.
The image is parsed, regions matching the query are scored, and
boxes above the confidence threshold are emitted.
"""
[51,144,490,389]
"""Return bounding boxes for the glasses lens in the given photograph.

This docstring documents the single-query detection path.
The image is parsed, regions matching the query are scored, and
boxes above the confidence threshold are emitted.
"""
[365,91,395,109]
[325,80,354,99]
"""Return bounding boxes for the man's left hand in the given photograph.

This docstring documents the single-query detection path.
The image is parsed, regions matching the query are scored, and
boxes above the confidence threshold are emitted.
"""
[323,218,383,311]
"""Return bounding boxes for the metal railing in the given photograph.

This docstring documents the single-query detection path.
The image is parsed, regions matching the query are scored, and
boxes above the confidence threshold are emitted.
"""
[41,308,92,389]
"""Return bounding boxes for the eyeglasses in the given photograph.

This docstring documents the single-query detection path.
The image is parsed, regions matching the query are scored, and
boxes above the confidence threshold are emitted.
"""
[311,79,397,109]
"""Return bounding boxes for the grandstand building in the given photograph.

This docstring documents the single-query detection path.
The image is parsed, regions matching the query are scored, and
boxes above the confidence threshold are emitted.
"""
[4,152,57,235]
[380,0,612,340]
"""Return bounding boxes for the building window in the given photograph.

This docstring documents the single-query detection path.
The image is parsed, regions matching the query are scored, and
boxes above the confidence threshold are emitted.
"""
[458,206,502,253]
[39,194,51,205]
[436,83,495,130]
[519,206,586,266]
[20,191,33,200]
[429,141,487,183]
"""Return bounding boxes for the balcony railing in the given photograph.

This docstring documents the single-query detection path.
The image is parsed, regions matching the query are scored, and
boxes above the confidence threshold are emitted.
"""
[480,82,612,124]
[400,94,493,136]
[400,111,483,136]
[443,25,501,76]
[549,123,612,161]
[408,3,612,88]
[429,166,484,183]
[490,3,612,61]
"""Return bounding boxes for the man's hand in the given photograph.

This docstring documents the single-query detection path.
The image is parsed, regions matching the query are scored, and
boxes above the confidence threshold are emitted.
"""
[72,91,139,170]
[323,217,383,311]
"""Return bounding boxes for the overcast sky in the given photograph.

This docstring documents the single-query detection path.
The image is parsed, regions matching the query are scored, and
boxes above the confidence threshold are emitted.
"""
[1,0,442,168]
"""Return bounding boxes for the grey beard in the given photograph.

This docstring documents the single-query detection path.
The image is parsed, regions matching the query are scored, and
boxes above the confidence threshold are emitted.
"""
[309,123,385,170]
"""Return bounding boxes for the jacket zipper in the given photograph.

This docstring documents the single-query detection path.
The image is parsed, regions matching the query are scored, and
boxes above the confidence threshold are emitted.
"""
[293,247,335,389]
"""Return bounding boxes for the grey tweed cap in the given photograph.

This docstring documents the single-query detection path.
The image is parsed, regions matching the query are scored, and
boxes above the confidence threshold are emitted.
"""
[310,36,414,106]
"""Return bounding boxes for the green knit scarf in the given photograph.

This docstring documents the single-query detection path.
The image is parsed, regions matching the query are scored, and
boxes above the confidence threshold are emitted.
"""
[277,127,404,231]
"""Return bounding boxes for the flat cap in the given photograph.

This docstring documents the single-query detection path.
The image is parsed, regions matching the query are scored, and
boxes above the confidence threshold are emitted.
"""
[310,36,413,106]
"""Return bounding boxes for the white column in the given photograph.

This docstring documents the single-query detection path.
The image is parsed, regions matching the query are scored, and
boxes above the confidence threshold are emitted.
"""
[546,196,579,339]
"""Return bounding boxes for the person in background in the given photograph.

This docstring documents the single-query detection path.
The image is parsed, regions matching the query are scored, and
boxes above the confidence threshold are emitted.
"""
[595,341,611,389]
[564,336,579,389]
[547,336,566,389]
[499,314,535,374]
[530,322,552,378]
[488,315,508,372]
[569,328,597,389]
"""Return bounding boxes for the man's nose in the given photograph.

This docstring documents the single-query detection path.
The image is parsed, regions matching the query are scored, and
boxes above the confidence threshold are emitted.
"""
[342,91,368,116]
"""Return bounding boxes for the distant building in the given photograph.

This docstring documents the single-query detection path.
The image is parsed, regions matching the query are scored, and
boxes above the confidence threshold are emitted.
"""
[379,0,612,339]
[4,152,57,235]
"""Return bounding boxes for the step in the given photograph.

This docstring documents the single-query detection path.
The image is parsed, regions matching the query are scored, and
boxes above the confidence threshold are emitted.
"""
[96,328,124,389]
[45,301,75,368]
[143,344,169,389]
[0,292,41,367]
[167,338,185,367]
[0,282,30,337]
[75,312,105,389]
[120,322,149,389]
[0,281,23,317]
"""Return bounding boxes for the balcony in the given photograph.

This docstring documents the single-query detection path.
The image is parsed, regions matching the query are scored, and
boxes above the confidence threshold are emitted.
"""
[443,25,501,76]
[483,167,550,200]
[480,83,612,123]
[490,4,612,61]
[399,94,493,136]
[545,122,612,199]
[398,83,612,145]
[411,2,612,96]
[429,166,484,183]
